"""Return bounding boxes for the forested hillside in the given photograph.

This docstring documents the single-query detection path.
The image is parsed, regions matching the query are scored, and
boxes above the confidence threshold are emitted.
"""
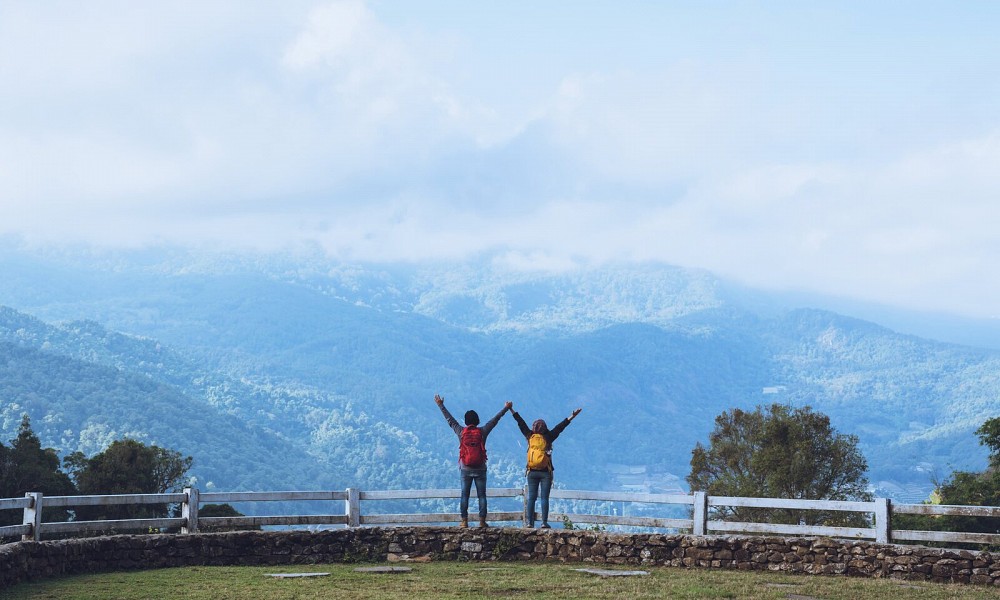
[2,245,999,501]
[0,307,453,492]
[762,309,1000,493]
[0,333,303,491]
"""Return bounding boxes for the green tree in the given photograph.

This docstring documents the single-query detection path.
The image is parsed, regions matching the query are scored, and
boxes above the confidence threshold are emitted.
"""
[897,417,1000,543]
[687,404,872,525]
[0,415,76,527]
[975,417,1000,469]
[66,438,192,522]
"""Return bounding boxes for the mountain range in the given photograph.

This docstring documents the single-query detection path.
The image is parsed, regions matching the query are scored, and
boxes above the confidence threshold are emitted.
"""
[2,242,998,503]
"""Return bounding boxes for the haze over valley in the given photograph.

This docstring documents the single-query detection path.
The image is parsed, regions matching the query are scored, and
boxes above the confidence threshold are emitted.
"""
[2,244,998,504]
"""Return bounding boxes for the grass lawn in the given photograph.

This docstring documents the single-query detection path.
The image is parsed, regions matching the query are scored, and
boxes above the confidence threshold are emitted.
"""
[5,561,1000,600]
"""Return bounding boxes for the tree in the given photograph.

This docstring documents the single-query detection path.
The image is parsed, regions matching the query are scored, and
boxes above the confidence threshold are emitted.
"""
[0,415,77,527]
[687,404,871,525]
[974,417,1000,470]
[896,417,1000,542]
[66,438,192,522]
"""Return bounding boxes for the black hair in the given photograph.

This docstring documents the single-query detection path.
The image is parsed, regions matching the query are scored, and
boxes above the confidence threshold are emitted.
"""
[464,410,480,426]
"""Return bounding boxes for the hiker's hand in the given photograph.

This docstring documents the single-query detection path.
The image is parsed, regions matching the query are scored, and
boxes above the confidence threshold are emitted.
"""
[435,395,444,406]
[571,408,582,419]
[505,401,513,411]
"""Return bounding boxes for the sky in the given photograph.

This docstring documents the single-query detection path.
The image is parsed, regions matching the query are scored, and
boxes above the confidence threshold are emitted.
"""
[2,1,1000,318]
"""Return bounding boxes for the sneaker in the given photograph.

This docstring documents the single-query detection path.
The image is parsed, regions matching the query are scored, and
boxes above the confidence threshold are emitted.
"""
[478,519,489,528]
[460,519,469,528]
[540,523,551,529]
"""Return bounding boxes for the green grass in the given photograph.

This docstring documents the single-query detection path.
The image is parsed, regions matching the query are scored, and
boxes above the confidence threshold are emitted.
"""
[6,562,1000,600]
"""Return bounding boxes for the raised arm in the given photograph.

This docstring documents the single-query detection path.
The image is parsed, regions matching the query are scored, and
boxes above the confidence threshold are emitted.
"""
[511,409,532,438]
[435,394,462,435]
[481,402,513,437]
[549,408,582,441]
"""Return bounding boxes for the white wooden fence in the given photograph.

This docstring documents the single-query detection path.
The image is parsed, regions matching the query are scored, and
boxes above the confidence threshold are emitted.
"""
[3,488,1000,547]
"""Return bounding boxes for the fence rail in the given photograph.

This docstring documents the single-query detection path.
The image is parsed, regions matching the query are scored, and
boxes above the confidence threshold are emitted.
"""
[3,487,999,548]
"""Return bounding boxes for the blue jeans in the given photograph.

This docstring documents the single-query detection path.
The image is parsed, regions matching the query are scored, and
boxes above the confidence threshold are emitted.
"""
[525,470,553,526]
[460,466,488,520]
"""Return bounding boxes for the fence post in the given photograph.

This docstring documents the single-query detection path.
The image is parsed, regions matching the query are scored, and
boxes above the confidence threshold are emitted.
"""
[874,497,891,544]
[23,492,42,542]
[182,487,199,534]
[692,491,707,536]
[346,488,361,527]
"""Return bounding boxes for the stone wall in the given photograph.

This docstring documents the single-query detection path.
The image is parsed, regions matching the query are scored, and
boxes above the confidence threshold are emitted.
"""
[2,527,998,590]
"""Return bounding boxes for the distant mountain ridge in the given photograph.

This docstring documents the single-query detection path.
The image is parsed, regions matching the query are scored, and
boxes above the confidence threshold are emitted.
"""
[1,243,998,503]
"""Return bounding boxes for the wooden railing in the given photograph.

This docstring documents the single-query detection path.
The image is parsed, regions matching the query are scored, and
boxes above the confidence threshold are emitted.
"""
[3,488,1000,547]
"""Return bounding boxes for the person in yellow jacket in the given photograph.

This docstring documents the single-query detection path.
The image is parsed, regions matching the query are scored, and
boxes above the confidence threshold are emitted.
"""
[510,406,582,528]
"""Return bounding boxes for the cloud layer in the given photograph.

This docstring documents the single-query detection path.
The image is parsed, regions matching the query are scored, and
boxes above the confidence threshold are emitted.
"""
[2,1,1000,317]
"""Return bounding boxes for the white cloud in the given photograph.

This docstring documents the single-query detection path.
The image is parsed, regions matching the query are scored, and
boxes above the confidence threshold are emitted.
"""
[542,64,765,184]
[626,130,1000,317]
[1,2,1000,317]
[282,1,374,71]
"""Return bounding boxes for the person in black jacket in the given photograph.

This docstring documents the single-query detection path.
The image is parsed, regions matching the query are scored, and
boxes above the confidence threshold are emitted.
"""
[511,406,582,528]
[436,394,511,528]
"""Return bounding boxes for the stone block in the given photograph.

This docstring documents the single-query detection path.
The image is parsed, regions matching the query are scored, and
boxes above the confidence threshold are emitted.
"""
[931,563,955,578]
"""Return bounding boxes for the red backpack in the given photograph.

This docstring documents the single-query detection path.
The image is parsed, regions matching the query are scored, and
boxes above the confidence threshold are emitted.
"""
[459,426,487,467]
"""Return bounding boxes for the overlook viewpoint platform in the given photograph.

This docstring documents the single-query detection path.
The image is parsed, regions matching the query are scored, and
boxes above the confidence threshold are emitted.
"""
[3,526,999,590]
[4,486,1000,589]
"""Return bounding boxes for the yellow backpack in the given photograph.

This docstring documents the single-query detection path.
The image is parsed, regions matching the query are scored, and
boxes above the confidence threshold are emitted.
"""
[526,433,551,470]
